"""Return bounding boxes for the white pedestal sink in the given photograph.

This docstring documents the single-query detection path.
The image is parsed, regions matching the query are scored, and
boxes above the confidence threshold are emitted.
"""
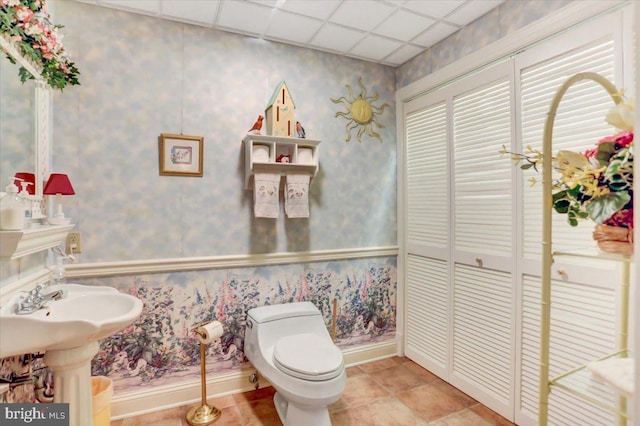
[0,284,143,426]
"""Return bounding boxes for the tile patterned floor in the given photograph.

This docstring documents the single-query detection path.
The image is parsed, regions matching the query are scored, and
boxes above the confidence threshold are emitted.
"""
[110,356,516,426]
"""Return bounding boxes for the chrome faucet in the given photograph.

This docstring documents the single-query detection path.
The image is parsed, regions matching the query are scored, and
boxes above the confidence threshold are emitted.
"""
[16,285,65,315]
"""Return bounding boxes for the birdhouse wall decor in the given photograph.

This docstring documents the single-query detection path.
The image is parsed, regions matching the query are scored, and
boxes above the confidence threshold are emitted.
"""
[265,81,296,137]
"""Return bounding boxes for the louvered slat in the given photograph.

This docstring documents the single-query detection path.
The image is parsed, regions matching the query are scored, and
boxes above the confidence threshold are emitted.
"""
[452,264,512,403]
[406,255,449,368]
[406,102,449,248]
[521,38,616,257]
[453,78,512,255]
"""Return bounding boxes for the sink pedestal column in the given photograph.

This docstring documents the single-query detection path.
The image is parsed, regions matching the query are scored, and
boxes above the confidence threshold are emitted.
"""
[44,341,100,426]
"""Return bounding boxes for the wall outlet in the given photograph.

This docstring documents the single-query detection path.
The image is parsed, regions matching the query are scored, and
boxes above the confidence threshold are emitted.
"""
[66,231,82,254]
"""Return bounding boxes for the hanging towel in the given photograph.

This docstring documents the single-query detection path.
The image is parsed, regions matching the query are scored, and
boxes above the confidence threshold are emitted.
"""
[285,173,310,218]
[253,173,280,218]
[586,357,635,398]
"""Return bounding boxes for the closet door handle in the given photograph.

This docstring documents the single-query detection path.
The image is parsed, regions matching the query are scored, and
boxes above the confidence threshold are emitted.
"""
[475,258,483,267]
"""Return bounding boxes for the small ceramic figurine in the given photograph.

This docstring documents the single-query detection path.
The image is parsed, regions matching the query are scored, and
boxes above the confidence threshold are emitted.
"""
[296,121,306,138]
[248,115,263,134]
[276,154,290,163]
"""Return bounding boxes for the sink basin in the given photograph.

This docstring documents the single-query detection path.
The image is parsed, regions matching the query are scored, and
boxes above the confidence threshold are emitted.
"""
[0,283,143,359]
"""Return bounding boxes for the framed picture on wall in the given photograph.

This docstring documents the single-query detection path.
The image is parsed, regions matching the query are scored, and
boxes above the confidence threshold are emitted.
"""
[159,133,204,177]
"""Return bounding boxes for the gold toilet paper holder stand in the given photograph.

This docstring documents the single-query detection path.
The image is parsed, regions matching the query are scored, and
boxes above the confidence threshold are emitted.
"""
[185,321,222,426]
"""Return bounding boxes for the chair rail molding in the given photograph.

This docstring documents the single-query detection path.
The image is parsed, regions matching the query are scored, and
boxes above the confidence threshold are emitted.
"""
[65,246,399,278]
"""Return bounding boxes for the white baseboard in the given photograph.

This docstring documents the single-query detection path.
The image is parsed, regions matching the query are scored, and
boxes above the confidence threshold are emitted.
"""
[111,339,398,420]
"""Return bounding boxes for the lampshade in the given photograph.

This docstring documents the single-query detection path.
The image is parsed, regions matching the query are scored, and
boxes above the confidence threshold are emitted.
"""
[14,172,36,195]
[43,174,75,195]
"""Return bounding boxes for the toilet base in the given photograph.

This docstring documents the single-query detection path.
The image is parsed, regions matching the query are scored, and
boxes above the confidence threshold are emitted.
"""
[274,391,332,426]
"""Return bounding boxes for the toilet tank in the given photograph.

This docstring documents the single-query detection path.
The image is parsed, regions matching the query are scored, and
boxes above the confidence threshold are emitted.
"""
[245,302,330,348]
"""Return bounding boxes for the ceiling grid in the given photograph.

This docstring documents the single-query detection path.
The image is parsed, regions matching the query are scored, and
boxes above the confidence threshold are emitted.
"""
[76,0,504,67]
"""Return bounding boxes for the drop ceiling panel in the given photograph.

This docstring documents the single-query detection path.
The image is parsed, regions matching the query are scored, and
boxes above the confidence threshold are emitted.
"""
[309,23,365,53]
[265,10,324,44]
[373,9,436,42]
[279,0,341,20]
[216,1,272,35]
[445,0,504,25]
[385,44,425,65]
[162,0,219,25]
[350,34,403,61]
[328,0,396,32]
[402,0,466,19]
[75,0,506,67]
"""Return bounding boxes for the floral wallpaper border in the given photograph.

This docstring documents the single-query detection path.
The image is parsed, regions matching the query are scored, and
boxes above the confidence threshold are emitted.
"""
[0,257,396,399]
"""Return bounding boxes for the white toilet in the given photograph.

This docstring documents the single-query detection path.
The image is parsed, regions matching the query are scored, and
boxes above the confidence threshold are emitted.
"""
[244,301,346,426]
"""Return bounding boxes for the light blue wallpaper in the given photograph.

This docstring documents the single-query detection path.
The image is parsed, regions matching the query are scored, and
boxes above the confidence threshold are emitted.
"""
[51,2,397,262]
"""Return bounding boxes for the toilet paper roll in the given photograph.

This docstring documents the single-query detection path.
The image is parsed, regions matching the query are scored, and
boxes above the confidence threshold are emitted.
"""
[196,321,224,344]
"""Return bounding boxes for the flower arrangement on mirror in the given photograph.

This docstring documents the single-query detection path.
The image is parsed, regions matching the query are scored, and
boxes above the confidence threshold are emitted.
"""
[501,94,634,255]
[0,0,80,89]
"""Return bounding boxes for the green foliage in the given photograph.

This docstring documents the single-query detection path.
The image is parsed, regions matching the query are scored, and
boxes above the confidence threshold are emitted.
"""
[0,0,80,90]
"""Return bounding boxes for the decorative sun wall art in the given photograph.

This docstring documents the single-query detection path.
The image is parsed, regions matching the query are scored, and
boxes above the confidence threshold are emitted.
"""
[331,77,389,143]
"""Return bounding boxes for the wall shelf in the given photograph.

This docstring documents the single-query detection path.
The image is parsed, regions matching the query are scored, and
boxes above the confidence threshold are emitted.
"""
[243,134,320,189]
[0,224,74,260]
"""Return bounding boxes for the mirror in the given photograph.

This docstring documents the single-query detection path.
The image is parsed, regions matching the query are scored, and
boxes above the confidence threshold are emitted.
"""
[0,56,35,184]
[0,36,50,199]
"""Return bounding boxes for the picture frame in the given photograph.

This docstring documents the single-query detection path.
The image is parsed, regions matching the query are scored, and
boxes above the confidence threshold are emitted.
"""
[159,133,204,177]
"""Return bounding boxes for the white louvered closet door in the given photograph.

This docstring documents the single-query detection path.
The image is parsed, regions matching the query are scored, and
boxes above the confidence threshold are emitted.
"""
[514,12,626,426]
[449,63,516,417]
[405,96,450,378]
[402,5,633,425]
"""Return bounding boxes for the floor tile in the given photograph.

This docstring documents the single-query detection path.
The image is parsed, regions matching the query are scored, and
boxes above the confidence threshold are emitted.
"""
[237,397,282,426]
[332,374,390,410]
[346,365,366,377]
[396,383,473,422]
[369,363,433,394]
[113,356,513,426]
[201,405,244,426]
[431,381,476,407]
[331,396,427,426]
[427,408,492,425]
[402,361,444,383]
[468,403,515,426]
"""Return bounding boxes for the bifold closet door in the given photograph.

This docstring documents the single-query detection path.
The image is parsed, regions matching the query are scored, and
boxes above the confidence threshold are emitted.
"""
[514,11,625,425]
[404,62,516,420]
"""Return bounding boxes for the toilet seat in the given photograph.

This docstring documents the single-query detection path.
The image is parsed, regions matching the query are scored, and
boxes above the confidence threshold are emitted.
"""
[273,333,344,381]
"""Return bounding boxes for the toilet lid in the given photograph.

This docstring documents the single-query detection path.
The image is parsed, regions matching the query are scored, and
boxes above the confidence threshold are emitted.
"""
[273,333,344,381]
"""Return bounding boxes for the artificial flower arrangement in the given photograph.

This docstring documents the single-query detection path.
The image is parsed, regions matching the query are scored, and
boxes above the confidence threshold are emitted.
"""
[501,95,634,254]
[0,0,79,89]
